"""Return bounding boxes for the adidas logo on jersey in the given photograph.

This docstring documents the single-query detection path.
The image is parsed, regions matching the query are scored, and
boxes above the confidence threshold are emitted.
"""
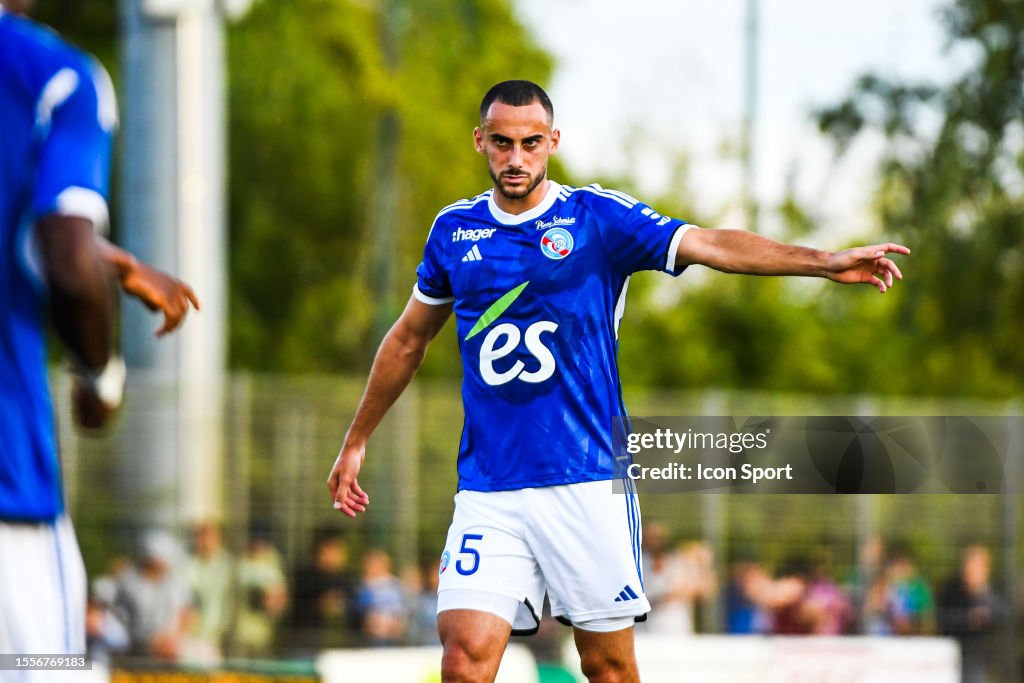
[613,585,640,602]
[452,226,496,242]
[462,245,483,262]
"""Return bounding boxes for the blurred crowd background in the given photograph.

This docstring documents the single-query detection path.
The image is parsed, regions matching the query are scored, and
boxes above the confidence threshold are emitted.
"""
[62,383,1021,682]
[82,517,1005,683]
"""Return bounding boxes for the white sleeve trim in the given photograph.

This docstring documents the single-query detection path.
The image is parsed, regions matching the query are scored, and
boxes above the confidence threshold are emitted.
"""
[413,283,454,306]
[55,187,110,235]
[666,224,691,272]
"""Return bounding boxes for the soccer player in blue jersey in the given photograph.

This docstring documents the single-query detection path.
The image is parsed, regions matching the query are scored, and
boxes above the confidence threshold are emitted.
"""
[328,80,908,682]
[1,1,198,664]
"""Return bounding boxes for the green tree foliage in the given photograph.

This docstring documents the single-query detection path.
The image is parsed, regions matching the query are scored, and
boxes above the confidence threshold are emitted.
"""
[29,1,117,67]
[227,0,557,373]
[815,0,1024,397]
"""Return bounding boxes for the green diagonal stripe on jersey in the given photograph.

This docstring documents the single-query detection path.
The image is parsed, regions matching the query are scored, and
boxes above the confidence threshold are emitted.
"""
[465,281,530,341]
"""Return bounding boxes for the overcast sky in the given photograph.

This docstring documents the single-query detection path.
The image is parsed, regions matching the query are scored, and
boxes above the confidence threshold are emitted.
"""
[515,0,968,237]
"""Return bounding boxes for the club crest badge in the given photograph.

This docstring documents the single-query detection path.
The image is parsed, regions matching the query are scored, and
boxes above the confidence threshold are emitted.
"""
[540,227,574,260]
[439,550,451,574]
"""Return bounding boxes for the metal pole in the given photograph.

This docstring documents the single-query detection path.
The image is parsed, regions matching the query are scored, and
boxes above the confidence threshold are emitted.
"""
[702,393,727,633]
[854,399,879,634]
[741,0,759,232]
[174,1,227,523]
[118,0,227,526]
[1001,408,1020,683]
[118,0,182,529]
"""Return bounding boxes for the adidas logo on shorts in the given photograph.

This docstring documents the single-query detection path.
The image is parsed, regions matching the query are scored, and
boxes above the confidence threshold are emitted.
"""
[613,585,640,602]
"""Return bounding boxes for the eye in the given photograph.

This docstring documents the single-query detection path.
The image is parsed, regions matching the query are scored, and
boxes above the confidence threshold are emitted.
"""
[523,139,539,150]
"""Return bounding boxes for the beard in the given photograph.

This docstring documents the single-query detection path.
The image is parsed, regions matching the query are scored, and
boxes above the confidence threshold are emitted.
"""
[489,164,547,200]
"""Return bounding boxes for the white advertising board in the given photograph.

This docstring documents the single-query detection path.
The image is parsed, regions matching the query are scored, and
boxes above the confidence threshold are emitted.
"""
[319,644,538,683]
[562,635,959,683]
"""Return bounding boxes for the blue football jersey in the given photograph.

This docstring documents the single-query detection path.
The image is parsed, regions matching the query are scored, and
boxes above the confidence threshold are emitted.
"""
[0,9,116,521]
[416,181,690,491]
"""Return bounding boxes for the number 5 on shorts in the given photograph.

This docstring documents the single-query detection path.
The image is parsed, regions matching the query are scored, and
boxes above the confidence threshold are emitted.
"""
[456,533,484,575]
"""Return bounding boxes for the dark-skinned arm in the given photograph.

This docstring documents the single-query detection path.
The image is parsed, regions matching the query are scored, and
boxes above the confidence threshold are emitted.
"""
[36,215,121,428]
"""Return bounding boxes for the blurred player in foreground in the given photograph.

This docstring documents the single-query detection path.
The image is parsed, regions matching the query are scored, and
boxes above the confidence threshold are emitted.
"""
[0,1,198,668]
[328,80,908,682]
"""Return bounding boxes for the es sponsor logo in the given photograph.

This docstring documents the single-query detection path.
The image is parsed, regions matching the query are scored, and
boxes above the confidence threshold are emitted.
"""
[465,282,560,387]
[479,321,558,386]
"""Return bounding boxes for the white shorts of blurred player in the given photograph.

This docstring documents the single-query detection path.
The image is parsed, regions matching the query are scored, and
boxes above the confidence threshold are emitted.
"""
[437,479,649,634]
[0,514,87,680]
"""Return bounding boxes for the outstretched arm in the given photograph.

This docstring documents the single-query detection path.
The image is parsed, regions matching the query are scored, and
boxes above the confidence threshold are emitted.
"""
[327,295,453,517]
[677,227,909,293]
[96,238,200,336]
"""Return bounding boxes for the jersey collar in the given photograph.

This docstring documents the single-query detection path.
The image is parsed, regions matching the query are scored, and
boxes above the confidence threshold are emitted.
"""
[487,180,562,226]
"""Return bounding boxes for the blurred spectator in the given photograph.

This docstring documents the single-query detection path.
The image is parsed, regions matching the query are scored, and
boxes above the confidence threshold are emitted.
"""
[862,567,893,635]
[183,520,235,658]
[352,548,408,646]
[938,545,1002,683]
[770,555,813,635]
[233,528,288,658]
[289,530,355,651]
[885,545,935,635]
[86,577,129,666]
[801,549,854,635]
[115,530,196,661]
[403,560,441,645]
[638,525,715,634]
[726,558,772,634]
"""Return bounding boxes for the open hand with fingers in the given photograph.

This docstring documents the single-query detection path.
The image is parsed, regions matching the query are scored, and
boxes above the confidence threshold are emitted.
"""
[328,443,371,517]
[825,243,910,293]
[120,259,201,335]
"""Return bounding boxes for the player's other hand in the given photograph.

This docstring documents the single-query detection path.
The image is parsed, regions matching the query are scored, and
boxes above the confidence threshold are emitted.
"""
[70,355,126,430]
[825,243,910,293]
[328,443,370,517]
[120,259,200,336]
[72,377,117,429]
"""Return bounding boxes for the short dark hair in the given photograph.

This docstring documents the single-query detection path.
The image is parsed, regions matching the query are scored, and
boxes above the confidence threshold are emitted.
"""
[479,80,554,124]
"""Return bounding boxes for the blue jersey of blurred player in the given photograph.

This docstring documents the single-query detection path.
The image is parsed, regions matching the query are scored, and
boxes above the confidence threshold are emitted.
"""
[328,80,908,682]
[0,1,197,665]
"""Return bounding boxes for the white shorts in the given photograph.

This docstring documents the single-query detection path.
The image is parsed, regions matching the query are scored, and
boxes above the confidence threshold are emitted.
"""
[0,514,86,680]
[436,480,649,634]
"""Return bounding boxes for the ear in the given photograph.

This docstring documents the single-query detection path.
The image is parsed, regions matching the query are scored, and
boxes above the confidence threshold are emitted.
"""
[473,127,485,155]
[550,128,560,154]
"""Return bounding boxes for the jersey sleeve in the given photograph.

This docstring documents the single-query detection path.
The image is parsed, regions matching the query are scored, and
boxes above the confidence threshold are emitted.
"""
[594,187,690,277]
[32,59,116,234]
[413,218,454,305]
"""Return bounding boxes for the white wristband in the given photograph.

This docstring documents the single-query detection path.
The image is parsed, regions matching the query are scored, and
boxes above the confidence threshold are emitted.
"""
[73,355,126,408]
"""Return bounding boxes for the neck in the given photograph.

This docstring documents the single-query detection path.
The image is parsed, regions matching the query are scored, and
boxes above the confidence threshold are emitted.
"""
[492,178,550,215]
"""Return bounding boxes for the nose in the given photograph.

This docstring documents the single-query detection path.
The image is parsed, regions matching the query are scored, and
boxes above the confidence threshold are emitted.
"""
[509,144,524,168]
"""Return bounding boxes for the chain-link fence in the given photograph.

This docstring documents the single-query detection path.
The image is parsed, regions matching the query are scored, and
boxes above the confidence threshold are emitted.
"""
[56,372,1023,679]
